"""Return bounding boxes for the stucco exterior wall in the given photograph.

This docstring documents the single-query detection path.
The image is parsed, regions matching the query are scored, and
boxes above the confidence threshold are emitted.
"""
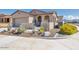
[29,16,34,23]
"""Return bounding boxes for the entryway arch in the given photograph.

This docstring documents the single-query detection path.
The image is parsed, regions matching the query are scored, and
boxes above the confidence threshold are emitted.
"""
[44,15,50,22]
[34,16,42,27]
[35,16,42,27]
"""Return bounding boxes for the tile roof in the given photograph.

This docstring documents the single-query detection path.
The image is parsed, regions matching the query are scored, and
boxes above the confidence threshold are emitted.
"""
[0,9,58,18]
[11,9,56,15]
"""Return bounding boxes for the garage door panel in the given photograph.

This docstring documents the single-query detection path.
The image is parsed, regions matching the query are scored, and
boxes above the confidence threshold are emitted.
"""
[14,17,28,26]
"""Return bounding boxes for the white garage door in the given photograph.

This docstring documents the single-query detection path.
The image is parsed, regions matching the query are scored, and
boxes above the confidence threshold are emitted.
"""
[14,17,28,27]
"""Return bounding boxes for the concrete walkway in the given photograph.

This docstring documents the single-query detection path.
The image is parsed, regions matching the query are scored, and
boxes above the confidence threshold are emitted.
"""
[0,34,79,50]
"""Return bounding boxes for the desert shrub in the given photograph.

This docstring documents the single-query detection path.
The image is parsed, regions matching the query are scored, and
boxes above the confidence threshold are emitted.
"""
[39,26,45,33]
[20,23,27,29]
[17,27,26,33]
[20,23,34,29]
[10,27,25,34]
[7,24,11,31]
[59,23,78,35]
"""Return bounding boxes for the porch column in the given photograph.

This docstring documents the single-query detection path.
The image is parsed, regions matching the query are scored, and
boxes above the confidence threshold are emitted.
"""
[5,18,7,23]
[3,18,5,23]
[49,15,54,30]
[0,18,2,23]
[33,15,37,25]
[9,17,13,27]
[41,15,44,25]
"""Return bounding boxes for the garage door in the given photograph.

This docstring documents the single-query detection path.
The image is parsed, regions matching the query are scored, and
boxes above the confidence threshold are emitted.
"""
[14,17,28,27]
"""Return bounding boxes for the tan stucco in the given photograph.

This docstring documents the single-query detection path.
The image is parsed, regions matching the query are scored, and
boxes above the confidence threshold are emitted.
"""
[29,16,34,23]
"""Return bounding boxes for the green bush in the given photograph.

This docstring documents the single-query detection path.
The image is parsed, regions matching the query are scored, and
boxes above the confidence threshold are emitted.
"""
[39,26,45,33]
[59,23,78,35]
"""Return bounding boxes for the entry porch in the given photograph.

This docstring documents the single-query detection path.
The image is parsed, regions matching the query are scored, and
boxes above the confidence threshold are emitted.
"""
[33,14,58,31]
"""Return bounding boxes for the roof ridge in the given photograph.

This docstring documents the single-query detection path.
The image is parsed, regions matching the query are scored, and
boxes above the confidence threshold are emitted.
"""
[30,9,47,13]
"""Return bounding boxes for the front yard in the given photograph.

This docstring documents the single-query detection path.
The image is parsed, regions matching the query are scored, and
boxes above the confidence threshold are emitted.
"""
[0,23,78,49]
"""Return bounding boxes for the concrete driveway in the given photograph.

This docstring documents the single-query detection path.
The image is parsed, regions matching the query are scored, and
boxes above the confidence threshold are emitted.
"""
[0,34,79,50]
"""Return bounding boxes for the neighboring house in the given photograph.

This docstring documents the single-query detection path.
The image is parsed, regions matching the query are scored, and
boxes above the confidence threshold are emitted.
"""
[57,16,64,26]
[0,14,11,28]
[0,9,63,31]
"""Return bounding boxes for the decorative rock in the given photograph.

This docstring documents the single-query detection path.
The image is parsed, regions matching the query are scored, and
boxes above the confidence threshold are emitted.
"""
[25,30,33,33]
[44,31,51,36]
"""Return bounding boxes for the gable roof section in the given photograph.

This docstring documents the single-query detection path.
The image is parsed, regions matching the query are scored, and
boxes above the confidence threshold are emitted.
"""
[30,9,47,15]
[11,10,30,16]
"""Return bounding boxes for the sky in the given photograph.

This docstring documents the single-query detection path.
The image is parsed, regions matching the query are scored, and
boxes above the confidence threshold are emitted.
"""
[0,9,79,20]
[55,9,79,20]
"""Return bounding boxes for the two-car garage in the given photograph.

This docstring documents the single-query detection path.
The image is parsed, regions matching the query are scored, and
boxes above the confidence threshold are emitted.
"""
[11,10,30,27]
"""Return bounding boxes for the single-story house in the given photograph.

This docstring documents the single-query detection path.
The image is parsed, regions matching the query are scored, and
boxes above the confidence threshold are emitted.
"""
[0,9,63,31]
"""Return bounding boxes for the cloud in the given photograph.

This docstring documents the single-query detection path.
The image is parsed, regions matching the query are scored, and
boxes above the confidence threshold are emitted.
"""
[64,15,79,20]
